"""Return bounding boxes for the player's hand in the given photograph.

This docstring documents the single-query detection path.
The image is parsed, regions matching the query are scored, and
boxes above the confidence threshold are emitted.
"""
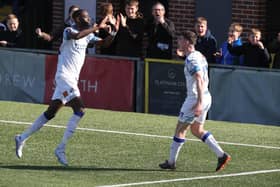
[92,23,99,33]
[192,103,202,117]
[0,40,7,46]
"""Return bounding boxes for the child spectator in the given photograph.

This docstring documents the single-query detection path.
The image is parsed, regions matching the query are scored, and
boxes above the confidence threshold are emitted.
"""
[0,14,24,48]
[114,0,145,57]
[227,28,270,68]
[215,23,243,65]
[194,17,218,64]
[96,2,117,55]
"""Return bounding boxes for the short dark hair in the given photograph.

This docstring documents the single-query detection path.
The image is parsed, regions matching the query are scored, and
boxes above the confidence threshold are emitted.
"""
[68,5,80,14]
[72,9,84,20]
[181,31,197,45]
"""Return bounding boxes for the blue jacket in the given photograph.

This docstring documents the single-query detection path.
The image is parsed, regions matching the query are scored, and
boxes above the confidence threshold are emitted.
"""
[218,38,243,65]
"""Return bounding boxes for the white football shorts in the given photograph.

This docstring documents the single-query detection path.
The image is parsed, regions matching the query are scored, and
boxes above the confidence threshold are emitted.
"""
[52,76,80,104]
[178,93,211,124]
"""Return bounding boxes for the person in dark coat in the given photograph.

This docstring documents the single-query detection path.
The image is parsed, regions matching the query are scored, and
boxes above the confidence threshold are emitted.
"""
[146,2,175,59]
[194,17,218,64]
[0,14,24,48]
[227,28,270,68]
[114,0,145,58]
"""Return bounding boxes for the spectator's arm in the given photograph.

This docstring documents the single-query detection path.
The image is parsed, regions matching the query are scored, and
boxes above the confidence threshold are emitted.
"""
[227,42,244,56]
[161,20,175,37]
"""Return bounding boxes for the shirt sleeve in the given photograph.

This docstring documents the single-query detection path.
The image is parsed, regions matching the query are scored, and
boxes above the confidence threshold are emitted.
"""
[63,27,77,40]
[88,33,102,43]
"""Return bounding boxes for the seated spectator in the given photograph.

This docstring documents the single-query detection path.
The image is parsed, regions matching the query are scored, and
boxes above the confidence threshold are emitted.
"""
[194,17,218,64]
[0,14,24,48]
[146,1,175,59]
[96,2,117,55]
[227,28,270,68]
[35,5,80,42]
[267,32,280,69]
[114,0,145,57]
[215,23,243,65]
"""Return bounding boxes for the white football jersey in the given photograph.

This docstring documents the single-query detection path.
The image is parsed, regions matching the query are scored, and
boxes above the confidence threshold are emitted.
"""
[55,26,101,85]
[184,50,210,98]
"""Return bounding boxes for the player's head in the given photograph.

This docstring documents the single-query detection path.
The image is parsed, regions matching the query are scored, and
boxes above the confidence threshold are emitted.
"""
[69,5,80,19]
[178,31,197,51]
[72,9,91,29]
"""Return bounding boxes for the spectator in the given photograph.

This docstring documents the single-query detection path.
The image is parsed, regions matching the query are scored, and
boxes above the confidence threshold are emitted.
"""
[227,28,270,68]
[146,1,175,59]
[35,5,80,42]
[0,20,6,31]
[0,13,24,48]
[96,2,117,55]
[194,17,218,64]
[267,32,280,69]
[215,23,243,65]
[114,0,145,57]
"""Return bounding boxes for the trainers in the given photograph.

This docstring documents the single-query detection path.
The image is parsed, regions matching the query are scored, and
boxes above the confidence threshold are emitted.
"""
[15,135,25,158]
[216,153,231,172]
[55,148,68,166]
[159,160,176,170]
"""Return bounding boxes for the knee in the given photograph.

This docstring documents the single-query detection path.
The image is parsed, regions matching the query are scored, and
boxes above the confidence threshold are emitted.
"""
[190,125,204,138]
[74,108,85,117]
[44,110,56,120]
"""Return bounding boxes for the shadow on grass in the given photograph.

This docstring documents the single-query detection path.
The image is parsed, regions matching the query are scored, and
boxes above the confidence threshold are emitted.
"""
[0,164,213,173]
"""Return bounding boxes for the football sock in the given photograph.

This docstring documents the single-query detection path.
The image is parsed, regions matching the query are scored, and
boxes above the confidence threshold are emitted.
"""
[168,136,185,165]
[20,113,49,141]
[57,113,82,150]
[201,131,224,158]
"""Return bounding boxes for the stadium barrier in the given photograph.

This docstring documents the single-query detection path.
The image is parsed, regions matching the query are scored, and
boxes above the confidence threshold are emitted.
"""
[144,58,280,126]
[0,48,142,112]
[0,48,279,125]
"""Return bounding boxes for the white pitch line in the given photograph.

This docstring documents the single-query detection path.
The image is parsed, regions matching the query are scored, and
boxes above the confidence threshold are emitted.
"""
[97,169,280,187]
[1,119,280,150]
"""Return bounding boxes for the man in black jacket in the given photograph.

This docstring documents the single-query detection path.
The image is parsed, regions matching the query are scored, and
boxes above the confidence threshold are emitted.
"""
[146,2,175,59]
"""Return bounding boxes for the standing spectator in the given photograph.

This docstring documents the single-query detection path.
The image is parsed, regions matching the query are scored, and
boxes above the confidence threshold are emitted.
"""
[146,1,175,59]
[97,2,117,55]
[268,32,280,69]
[159,31,231,171]
[194,17,218,64]
[15,9,115,166]
[215,23,243,65]
[35,5,80,42]
[0,14,24,48]
[227,28,270,68]
[114,0,145,57]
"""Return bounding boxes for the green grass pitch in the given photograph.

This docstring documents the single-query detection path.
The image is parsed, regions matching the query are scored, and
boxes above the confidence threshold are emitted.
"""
[0,101,279,187]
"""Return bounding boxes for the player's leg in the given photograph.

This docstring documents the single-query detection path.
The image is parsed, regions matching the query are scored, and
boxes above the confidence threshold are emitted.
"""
[15,99,63,158]
[55,97,85,166]
[190,97,231,171]
[159,99,194,169]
